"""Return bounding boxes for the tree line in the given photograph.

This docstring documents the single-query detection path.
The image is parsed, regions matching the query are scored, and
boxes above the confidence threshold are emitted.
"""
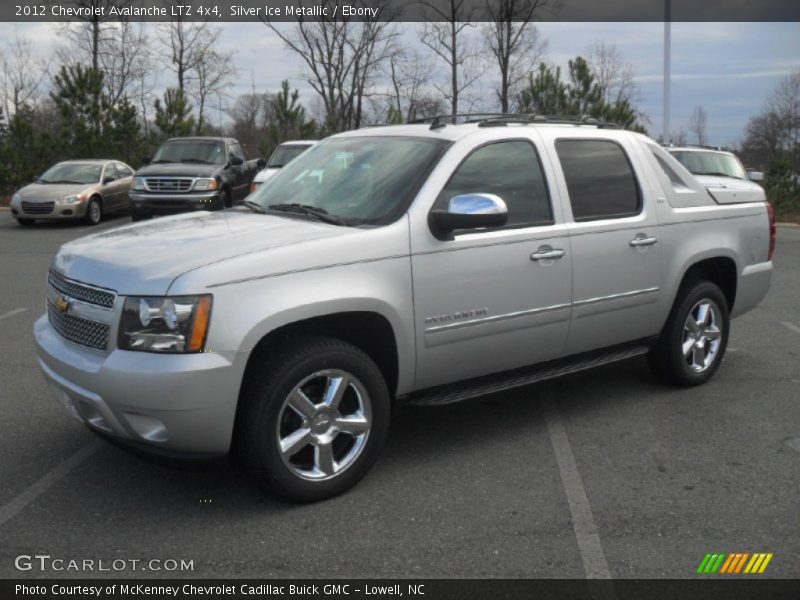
[2,0,655,198]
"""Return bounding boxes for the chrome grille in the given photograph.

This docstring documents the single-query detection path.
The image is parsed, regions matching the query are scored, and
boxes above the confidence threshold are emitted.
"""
[49,270,115,309]
[145,177,193,192]
[47,301,109,350]
[22,201,55,214]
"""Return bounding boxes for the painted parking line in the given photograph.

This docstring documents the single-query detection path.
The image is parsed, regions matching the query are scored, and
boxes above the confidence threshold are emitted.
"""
[781,321,800,335]
[543,387,616,598]
[0,439,103,529]
[0,308,27,321]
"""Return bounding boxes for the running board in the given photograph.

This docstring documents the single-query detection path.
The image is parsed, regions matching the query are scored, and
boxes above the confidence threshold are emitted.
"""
[404,344,652,407]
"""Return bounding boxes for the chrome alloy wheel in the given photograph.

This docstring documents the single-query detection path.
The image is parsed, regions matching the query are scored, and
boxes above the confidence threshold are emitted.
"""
[276,369,372,481]
[88,200,101,224]
[682,299,723,372]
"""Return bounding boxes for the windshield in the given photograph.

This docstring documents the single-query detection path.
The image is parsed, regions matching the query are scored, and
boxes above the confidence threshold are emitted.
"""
[38,163,103,184]
[152,140,225,165]
[268,144,313,168]
[248,136,451,225]
[670,150,746,180]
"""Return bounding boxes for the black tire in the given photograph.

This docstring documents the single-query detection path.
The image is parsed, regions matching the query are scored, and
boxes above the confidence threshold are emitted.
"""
[649,279,730,387]
[85,197,102,225]
[131,211,151,222]
[16,218,35,226]
[237,336,391,502]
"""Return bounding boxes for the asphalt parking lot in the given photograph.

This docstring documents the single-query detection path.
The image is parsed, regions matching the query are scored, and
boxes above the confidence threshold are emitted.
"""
[0,212,798,580]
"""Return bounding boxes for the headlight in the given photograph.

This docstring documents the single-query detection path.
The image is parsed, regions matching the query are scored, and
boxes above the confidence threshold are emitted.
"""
[60,194,85,204]
[11,193,21,205]
[133,177,146,190]
[193,178,219,191]
[119,295,212,353]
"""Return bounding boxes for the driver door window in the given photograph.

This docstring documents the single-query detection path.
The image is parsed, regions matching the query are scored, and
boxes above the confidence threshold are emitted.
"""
[434,140,553,230]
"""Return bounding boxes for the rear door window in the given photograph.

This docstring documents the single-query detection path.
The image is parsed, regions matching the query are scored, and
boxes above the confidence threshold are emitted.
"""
[555,139,641,221]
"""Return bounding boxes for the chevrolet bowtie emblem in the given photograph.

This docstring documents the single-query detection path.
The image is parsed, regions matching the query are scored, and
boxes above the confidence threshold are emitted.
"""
[53,294,70,313]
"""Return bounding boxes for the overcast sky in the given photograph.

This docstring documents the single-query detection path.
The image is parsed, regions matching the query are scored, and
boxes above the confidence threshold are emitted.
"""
[2,21,798,146]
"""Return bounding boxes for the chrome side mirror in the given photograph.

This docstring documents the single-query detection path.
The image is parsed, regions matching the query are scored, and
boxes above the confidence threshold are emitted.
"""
[430,193,508,239]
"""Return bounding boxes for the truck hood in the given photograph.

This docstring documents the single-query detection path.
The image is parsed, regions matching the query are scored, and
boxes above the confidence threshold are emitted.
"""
[694,175,765,204]
[135,162,220,178]
[52,210,353,295]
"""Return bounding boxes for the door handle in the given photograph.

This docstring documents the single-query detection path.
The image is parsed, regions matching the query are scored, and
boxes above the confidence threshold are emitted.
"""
[629,234,658,247]
[530,246,566,261]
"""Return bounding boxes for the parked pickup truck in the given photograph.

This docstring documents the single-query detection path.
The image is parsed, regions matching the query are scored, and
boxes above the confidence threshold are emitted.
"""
[35,115,775,501]
[130,136,265,220]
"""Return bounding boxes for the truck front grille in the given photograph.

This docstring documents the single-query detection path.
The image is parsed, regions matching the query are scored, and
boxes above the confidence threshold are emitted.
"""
[144,177,194,192]
[22,201,55,214]
[47,301,110,350]
[49,270,115,309]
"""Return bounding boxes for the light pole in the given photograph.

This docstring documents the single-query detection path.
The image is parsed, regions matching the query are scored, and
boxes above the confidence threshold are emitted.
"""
[663,0,672,143]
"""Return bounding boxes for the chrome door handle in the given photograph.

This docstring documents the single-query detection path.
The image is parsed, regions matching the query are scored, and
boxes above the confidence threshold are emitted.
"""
[629,235,658,247]
[530,246,566,261]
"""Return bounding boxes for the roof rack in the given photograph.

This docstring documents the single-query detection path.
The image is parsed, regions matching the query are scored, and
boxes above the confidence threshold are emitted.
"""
[409,113,620,130]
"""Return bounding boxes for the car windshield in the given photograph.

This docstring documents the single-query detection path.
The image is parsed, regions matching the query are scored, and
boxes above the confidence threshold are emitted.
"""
[38,163,103,184]
[151,140,225,164]
[670,150,747,180]
[247,136,451,226]
[267,144,313,168]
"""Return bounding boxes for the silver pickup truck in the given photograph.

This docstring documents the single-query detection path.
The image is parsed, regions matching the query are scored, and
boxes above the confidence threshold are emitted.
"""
[34,116,775,501]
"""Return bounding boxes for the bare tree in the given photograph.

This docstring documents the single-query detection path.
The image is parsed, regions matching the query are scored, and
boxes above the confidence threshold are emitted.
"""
[263,2,398,132]
[385,48,441,122]
[484,0,550,113]
[0,33,48,116]
[52,1,126,71]
[767,71,800,169]
[689,105,708,146]
[99,21,151,105]
[418,0,479,116]
[189,47,235,134]
[587,42,641,105]
[156,18,222,92]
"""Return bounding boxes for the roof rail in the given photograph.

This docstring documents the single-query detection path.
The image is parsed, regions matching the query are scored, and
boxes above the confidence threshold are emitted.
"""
[408,113,620,130]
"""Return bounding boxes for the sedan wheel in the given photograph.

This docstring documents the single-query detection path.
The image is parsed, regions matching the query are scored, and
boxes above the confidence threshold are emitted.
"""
[85,198,102,225]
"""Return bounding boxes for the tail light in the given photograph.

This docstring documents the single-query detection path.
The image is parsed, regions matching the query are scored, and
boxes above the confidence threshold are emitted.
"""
[766,201,776,260]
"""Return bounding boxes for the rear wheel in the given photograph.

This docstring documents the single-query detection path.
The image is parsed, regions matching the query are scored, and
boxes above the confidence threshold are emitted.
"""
[85,197,102,225]
[237,336,390,502]
[650,280,729,386]
[16,218,35,226]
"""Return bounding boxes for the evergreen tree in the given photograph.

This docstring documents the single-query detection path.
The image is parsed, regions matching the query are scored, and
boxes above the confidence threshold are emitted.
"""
[263,80,316,156]
[154,88,195,138]
[51,64,109,158]
[107,98,141,164]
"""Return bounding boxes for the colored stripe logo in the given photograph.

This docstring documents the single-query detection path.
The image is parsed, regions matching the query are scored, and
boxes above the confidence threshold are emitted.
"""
[696,552,773,574]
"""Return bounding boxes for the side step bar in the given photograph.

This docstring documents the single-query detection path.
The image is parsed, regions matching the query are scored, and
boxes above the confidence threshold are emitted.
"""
[403,343,652,407]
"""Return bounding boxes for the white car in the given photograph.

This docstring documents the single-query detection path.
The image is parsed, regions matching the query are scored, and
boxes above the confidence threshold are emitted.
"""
[667,146,765,203]
[250,140,317,192]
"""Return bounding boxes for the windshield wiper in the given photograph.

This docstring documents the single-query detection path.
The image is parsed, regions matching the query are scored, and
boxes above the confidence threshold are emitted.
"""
[244,200,266,214]
[149,159,172,164]
[180,158,215,164]
[42,179,83,184]
[268,203,347,226]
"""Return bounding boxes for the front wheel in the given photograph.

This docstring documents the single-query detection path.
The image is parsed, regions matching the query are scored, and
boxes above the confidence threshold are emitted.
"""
[649,280,729,386]
[237,336,390,502]
[85,197,102,225]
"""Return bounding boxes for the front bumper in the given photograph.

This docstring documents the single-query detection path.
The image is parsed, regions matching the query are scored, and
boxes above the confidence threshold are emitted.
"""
[129,191,220,214]
[12,202,87,220]
[34,315,240,456]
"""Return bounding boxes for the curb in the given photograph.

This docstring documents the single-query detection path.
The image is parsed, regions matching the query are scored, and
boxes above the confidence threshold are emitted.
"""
[777,222,799,228]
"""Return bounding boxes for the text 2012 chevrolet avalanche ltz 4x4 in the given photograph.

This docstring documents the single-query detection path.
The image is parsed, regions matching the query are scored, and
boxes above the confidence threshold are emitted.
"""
[35,115,775,501]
